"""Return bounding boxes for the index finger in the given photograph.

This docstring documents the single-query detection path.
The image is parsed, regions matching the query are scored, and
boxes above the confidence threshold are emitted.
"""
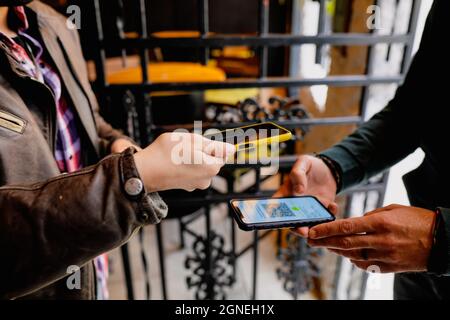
[309,216,377,239]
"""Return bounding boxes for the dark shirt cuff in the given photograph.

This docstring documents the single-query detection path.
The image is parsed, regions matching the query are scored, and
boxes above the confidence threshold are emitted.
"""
[320,146,365,192]
[427,208,450,276]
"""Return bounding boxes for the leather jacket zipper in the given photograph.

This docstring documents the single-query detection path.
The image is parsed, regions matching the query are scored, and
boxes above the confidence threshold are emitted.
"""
[0,110,26,134]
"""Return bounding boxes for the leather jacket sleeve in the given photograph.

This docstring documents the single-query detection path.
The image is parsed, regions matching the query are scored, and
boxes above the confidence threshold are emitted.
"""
[0,149,167,299]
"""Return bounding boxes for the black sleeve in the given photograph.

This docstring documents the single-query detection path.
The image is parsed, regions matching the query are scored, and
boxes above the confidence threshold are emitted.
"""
[320,0,442,190]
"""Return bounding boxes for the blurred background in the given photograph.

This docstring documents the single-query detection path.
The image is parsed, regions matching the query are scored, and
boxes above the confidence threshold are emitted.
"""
[41,0,432,300]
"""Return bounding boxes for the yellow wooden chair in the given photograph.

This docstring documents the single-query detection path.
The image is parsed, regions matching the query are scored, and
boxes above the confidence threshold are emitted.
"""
[107,62,226,86]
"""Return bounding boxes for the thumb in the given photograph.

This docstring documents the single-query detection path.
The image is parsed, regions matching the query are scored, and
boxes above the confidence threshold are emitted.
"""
[291,227,309,238]
[200,150,226,166]
[290,157,312,195]
[202,138,235,160]
[328,202,339,216]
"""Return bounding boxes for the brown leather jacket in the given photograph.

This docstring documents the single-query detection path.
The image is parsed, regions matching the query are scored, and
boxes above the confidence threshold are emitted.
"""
[0,2,167,299]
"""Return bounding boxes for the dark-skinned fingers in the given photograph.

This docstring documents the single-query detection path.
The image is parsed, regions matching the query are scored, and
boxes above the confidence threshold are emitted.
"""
[308,235,381,250]
[364,204,404,217]
[363,207,386,217]
[328,248,392,262]
[309,216,378,239]
[350,260,395,274]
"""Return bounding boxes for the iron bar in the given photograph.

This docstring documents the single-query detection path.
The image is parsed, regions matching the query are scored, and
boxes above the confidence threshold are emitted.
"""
[156,224,168,299]
[401,0,422,74]
[252,231,259,300]
[120,244,135,300]
[154,116,363,132]
[104,75,403,92]
[198,0,210,64]
[258,0,270,78]
[93,0,107,87]
[164,183,386,207]
[101,33,411,49]
[315,0,328,64]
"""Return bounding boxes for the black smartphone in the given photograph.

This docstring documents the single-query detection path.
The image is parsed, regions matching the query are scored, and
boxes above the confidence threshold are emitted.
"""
[230,196,335,231]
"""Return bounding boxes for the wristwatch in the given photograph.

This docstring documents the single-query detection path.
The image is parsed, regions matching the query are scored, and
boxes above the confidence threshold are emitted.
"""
[120,147,168,224]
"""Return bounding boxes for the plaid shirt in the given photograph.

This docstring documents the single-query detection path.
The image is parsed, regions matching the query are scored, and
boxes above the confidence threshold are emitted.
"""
[0,7,108,299]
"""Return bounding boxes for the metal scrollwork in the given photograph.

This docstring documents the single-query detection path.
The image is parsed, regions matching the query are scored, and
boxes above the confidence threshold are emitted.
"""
[276,232,323,299]
[185,231,235,300]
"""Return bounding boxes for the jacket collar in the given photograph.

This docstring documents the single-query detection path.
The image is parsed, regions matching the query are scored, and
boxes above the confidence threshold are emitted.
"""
[12,6,29,30]
[0,6,27,44]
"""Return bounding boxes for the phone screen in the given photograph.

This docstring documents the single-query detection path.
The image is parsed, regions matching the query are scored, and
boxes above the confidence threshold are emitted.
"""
[204,122,289,146]
[233,197,333,225]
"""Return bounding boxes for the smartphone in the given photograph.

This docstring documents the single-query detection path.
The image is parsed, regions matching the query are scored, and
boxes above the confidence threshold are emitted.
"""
[230,196,335,231]
[204,122,292,151]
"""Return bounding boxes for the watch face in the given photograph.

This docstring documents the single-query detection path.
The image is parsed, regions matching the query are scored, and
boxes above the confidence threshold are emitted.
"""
[124,177,144,196]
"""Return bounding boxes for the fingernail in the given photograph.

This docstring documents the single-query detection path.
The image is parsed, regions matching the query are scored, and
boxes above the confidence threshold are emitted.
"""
[300,162,307,172]
[309,230,317,239]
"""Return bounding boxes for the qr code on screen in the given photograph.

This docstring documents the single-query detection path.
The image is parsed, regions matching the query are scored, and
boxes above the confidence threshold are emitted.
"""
[261,202,295,218]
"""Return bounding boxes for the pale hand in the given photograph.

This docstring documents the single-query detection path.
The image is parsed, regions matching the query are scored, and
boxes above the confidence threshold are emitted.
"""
[111,138,142,154]
[134,132,235,193]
